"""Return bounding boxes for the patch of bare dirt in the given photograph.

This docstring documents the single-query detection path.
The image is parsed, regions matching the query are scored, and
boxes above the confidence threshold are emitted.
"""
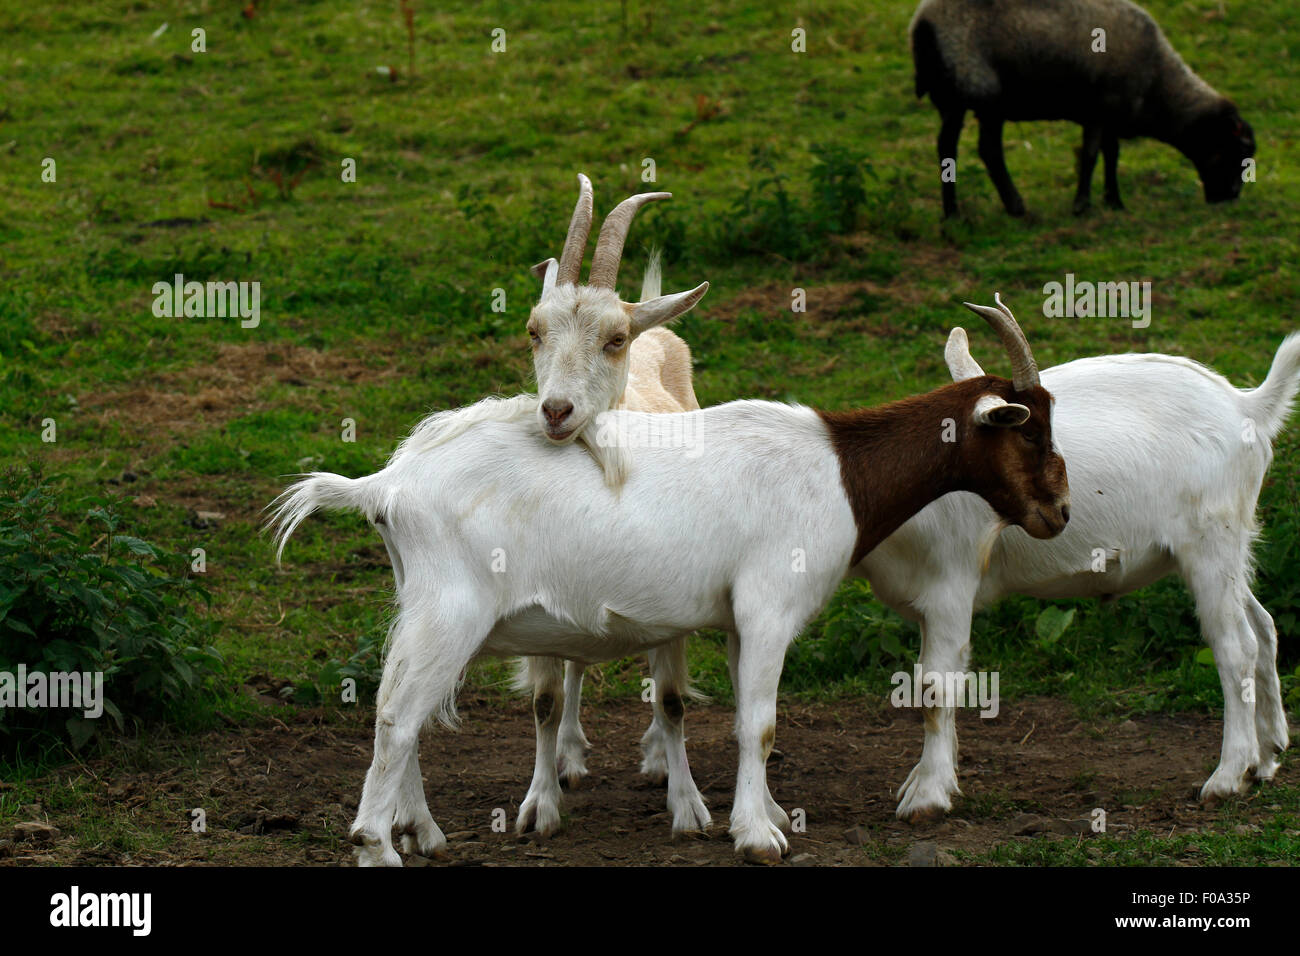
[2,697,1292,867]
[84,341,403,437]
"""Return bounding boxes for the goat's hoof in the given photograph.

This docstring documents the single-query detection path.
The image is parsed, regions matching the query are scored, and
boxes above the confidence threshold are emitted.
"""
[740,843,786,866]
[1005,200,1027,218]
[1199,770,1252,805]
[350,830,402,867]
[557,758,589,789]
[1104,196,1124,211]
[516,792,564,838]
[670,795,712,836]
[904,805,947,825]
[398,828,448,859]
[1072,198,1091,216]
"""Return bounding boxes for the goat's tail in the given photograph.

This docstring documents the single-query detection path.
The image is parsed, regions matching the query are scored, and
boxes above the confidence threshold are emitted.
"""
[1242,332,1300,442]
[640,247,662,302]
[265,472,381,567]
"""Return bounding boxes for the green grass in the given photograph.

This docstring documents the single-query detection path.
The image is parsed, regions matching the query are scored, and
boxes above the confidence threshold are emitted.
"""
[976,789,1300,865]
[1,0,1298,773]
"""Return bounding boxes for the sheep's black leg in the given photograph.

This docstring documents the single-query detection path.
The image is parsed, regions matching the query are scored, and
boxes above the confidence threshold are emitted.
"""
[1102,131,1123,210]
[977,114,1025,217]
[938,108,965,219]
[1074,123,1102,215]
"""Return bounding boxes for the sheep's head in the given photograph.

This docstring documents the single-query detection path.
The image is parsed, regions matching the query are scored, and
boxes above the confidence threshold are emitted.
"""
[1186,101,1255,204]
[944,295,1070,540]
[527,174,708,443]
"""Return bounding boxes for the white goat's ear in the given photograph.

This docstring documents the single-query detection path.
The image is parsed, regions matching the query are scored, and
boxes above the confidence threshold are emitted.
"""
[531,258,559,297]
[627,281,709,335]
[945,327,985,382]
[972,394,1030,427]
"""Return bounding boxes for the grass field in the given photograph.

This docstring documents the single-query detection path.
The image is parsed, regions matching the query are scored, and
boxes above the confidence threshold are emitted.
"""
[1,0,1298,865]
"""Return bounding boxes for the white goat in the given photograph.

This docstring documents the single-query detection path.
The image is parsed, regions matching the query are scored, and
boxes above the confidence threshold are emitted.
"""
[269,299,1071,865]
[877,329,1300,820]
[519,175,711,835]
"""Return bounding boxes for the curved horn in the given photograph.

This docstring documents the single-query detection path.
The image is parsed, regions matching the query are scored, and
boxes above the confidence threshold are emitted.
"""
[960,292,1039,391]
[557,173,594,286]
[588,191,671,289]
[944,327,985,382]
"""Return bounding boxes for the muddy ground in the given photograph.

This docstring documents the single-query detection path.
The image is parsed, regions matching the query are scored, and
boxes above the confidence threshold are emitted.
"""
[1,695,1293,866]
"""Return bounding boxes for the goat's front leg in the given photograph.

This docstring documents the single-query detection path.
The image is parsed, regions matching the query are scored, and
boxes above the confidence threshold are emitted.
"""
[1073,123,1103,215]
[517,657,566,836]
[556,659,591,786]
[897,604,974,822]
[1101,130,1123,209]
[977,113,1025,216]
[641,639,710,834]
[728,613,793,864]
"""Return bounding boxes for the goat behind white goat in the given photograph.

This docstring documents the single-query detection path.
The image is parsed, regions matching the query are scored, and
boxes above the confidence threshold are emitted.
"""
[871,331,1300,820]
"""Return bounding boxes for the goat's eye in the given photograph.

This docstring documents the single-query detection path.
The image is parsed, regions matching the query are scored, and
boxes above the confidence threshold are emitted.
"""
[605,335,627,353]
[528,329,541,346]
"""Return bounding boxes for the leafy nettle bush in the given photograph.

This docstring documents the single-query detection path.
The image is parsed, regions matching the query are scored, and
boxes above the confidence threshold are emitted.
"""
[0,463,222,751]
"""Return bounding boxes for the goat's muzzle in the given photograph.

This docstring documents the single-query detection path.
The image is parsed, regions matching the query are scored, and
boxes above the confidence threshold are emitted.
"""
[542,398,576,441]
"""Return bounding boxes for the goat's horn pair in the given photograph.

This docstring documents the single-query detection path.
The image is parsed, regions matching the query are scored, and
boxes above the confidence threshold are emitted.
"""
[551,173,670,290]
[961,293,1040,391]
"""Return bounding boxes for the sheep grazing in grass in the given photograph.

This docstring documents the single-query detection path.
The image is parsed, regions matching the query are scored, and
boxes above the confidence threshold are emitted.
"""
[910,0,1256,217]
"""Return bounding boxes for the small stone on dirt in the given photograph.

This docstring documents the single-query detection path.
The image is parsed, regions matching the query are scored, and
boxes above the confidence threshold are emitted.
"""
[13,821,59,843]
[1117,719,1139,734]
[1008,813,1052,836]
[445,830,477,842]
[789,852,817,867]
[843,825,870,846]
[1052,818,1092,836]
[907,842,938,866]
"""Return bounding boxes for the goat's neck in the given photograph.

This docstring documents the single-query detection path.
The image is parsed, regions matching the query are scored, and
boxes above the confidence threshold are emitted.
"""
[819,387,981,566]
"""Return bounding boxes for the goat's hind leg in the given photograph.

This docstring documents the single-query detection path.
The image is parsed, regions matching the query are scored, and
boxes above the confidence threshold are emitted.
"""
[1183,561,1260,802]
[394,745,445,858]
[555,659,592,786]
[350,603,486,867]
[1246,592,1291,780]
[518,656,566,836]
[642,638,711,835]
